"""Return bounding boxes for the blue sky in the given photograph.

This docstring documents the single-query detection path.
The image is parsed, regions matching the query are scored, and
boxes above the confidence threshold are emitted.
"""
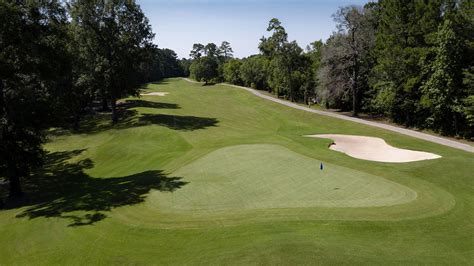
[137,0,369,58]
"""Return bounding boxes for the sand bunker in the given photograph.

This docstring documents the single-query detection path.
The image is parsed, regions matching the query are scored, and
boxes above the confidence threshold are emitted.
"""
[141,92,169,96]
[306,134,441,163]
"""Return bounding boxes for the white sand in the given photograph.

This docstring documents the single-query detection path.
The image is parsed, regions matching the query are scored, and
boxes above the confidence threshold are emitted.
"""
[141,92,169,96]
[306,134,441,163]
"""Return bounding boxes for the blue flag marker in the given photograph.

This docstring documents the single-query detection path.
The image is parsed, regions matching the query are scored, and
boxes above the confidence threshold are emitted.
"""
[320,162,324,170]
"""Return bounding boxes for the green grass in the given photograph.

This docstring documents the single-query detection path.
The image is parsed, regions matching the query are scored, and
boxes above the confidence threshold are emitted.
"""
[165,144,417,209]
[0,78,473,264]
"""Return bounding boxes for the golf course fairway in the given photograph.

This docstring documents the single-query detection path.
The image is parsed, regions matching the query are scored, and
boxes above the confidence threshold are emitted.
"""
[0,78,472,264]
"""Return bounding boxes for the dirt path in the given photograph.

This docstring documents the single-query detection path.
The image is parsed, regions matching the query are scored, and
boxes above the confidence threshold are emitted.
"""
[182,78,474,153]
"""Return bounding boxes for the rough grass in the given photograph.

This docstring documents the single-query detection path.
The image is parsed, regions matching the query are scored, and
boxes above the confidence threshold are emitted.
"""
[0,78,472,265]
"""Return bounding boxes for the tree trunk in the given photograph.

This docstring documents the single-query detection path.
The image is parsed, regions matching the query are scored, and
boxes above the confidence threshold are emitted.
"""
[111,98,118,124]
[73,112,80,131]
[0,79,4,119]
[453,113,459,136]
[405,113,411,127]
[351,63,359,117]
[352,88,358,116]
[8,164,22,198]
[0,79,4,109]
[287,63,294,102]
[352,65,358,116]
[2,81,22,197]
[101,97,109,111]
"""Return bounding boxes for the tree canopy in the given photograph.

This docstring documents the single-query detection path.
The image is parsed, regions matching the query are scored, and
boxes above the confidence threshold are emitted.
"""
[70,0,155,123]
[1,0,69,197]
[189,41,234,84]
[190,56,219,84]
[0,0,185,198]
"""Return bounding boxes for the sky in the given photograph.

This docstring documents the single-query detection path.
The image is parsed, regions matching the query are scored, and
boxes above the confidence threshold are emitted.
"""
[137,0,369,59]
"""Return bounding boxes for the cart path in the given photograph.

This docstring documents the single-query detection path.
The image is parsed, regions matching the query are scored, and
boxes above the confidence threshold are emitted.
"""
[182,78,474,153]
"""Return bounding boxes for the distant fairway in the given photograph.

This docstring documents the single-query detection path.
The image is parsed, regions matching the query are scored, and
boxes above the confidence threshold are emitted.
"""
[0,78,472,265]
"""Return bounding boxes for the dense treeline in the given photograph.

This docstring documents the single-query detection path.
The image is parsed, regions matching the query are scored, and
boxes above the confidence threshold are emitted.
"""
[0,0,183,198]
[187,41,234,84]
[142,47,184,83]
[215,0,473,138]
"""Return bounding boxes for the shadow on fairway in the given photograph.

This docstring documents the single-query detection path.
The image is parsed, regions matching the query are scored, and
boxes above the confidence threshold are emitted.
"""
[78,99,218,134]
[2,150,187,227]
[120,99,180,110]
[138,114,218,131]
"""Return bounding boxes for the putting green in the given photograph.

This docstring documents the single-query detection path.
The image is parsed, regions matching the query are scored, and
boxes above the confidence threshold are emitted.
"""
[152,144,417,212]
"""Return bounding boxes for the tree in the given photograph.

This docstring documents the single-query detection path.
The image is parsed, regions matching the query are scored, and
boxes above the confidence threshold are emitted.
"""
[464,95,474,129]
[318,34,353,109]
[223,59,242,84]
[259,18,288,57]
[266,41,307,100]
[218,41,233,59]
[304,40,323,104]
[190,56,219,85]
[333,5,375,116]
[189,41,232,83]
[306,40,323,74]
[70,0,155,124]
[141,48,183,82]
[190,43,204,59]
[0,0,69,197]
[259,18,310,101]
[240,55,269,90]
[457,0,474,137]
[421,19,465,135]
[372,0,443,126]
[180,58,192,77]
[58,29,95,130]
[204,43,218,57]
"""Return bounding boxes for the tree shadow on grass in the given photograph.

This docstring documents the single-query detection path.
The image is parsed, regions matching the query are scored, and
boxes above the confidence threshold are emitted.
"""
[139,114,218,131]
[77,109,137,134]
[2,150,187,227]
[119,99,180,110]
[76,99,218,134]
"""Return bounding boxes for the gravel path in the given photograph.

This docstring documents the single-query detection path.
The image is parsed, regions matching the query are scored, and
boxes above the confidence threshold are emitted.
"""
[183,78,474,153]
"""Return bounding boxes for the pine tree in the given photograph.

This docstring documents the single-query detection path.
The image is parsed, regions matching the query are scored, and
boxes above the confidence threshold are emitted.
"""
[421,19,464,135]
[372,0,443,126]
